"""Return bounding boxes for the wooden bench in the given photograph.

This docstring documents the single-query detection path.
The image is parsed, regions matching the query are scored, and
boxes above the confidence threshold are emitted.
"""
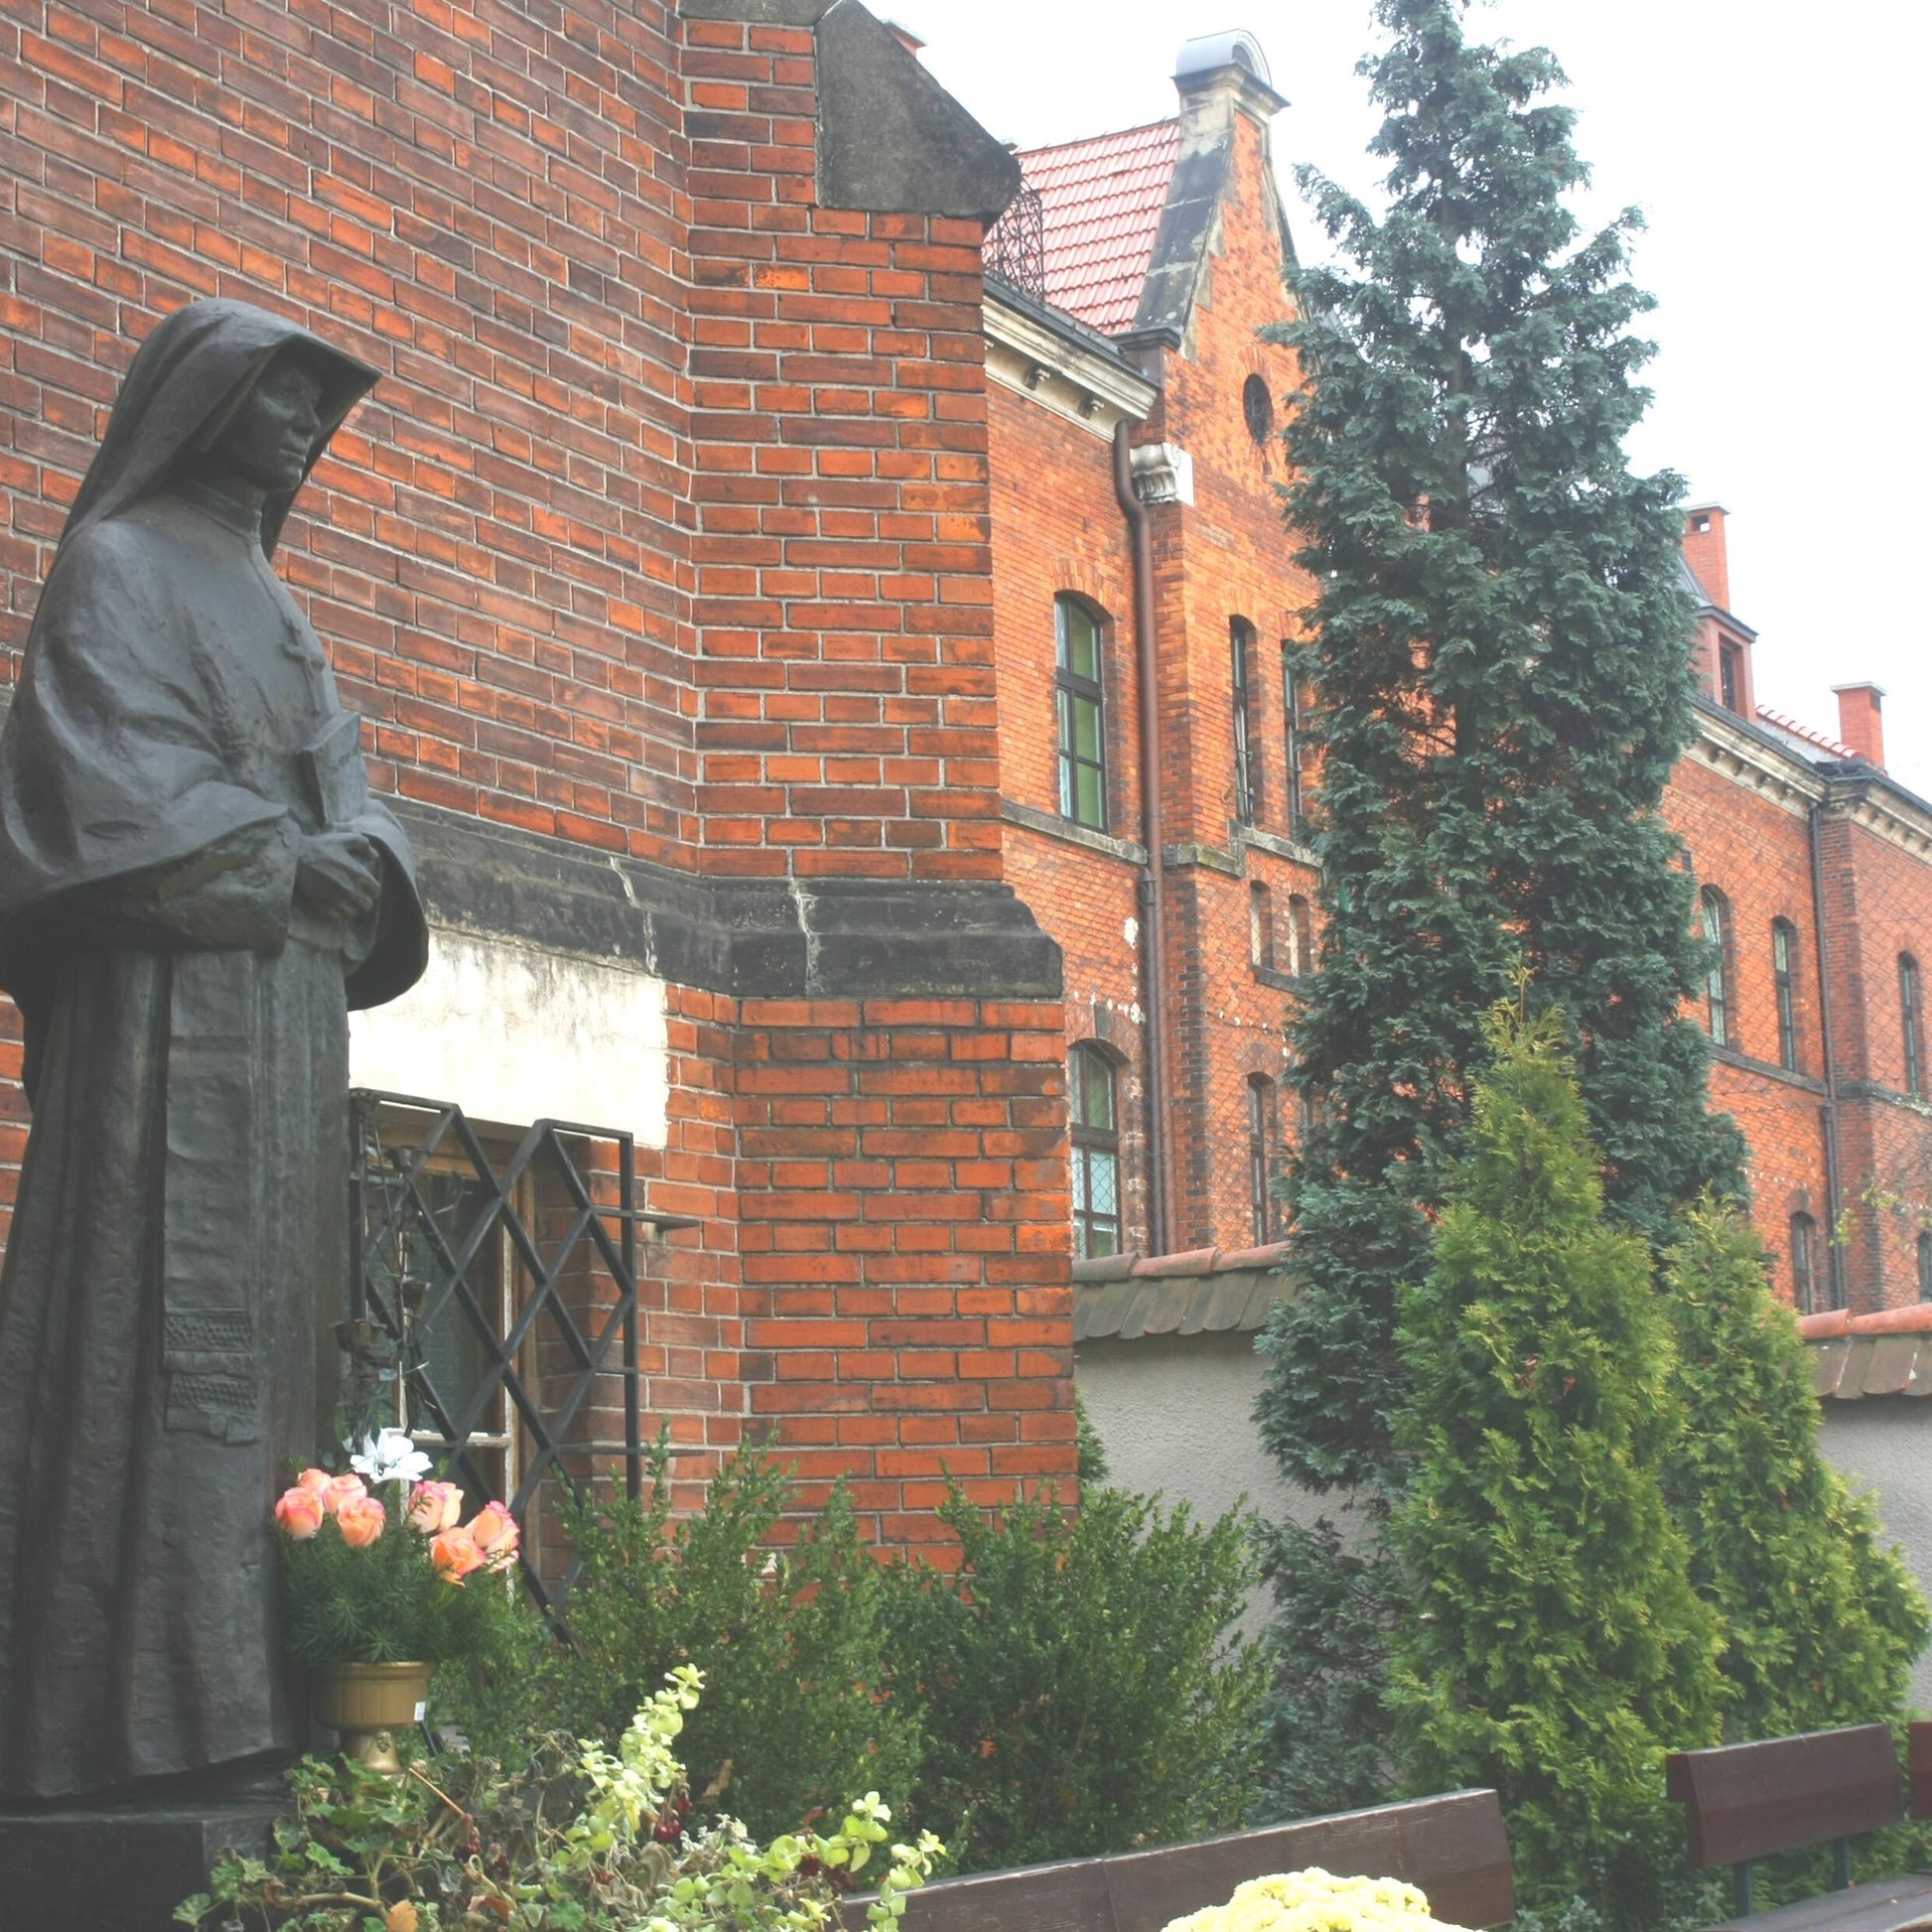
[895,1788,1514,1931]
[1666,1723,1932,1930]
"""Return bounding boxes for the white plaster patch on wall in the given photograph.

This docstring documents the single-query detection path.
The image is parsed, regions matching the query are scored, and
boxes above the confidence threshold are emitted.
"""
[348,926,670,1148]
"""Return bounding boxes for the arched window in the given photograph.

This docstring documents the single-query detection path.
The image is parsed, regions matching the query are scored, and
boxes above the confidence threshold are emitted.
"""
[1249,882,1274,971]
[1247,1074,1280,1244]
[1230,618,1260,825]
[1054,596,1107,831]
[1282,648,1308,841]
[1902,954,1923,1097]
[1287,896,1314,979]
[1918,1230,1932,1303]
[1068,1042,1121,1260]
[1790,1212,1817,1314]
[1772,919,1799,1072]
[1701,889,1730,1047]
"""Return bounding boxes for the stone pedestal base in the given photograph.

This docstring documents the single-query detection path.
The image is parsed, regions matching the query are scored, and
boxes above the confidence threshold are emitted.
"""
[0,1798,283,1932]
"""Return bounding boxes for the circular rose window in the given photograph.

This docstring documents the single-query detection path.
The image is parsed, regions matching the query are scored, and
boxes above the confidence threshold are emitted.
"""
[1242,372,1275,446]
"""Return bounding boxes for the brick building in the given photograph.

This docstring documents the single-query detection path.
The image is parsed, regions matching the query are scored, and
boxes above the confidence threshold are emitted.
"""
[970,33,1932,1347]
[0,0,1084,1544]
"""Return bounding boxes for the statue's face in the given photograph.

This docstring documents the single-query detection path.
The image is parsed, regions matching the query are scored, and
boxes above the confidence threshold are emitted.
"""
[204,356,326,497]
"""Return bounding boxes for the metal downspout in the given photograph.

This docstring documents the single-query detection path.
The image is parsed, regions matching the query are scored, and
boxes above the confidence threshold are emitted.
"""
[1808,799,1848,1311]
[1114,420,1170,1257]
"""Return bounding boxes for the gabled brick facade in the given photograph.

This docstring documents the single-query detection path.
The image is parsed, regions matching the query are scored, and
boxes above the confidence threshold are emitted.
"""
[985,37,1932,1317]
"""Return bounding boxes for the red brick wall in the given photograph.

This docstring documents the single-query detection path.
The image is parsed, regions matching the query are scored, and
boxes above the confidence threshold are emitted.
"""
[986,382,1153,1236]
[1667,751,1832,1290]
[734,994,1073,1548]
[985,95,1319,1256]
[1814,807,1932,1310]
[686,19,1006,883]
[1666,737,1932,1314]
[0,0,1078,1536]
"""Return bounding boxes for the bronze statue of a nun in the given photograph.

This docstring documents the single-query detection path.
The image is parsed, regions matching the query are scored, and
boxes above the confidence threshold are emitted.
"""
[0,300,428,1798]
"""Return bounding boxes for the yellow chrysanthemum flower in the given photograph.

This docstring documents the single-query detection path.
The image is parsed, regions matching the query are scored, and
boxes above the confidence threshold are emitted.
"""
[1161,1867,1475,1932]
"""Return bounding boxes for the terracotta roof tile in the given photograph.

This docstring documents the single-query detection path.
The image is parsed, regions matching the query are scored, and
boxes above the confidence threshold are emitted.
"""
[1756,704,1855,762]
[1009,119,1179,335]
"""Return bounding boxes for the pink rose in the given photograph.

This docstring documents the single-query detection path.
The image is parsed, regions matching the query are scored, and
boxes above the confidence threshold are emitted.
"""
[321,1472,366,1515]
[335,1494,386,1549]
[274,1486,325,1540]
[296,1467,332,1494]
[467,1501,519,1567]
[430,1525,484,1583]
[405,1480,464,1534]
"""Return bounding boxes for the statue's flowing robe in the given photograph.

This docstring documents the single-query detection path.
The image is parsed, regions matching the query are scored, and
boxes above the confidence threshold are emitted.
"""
[0,471,426,1797]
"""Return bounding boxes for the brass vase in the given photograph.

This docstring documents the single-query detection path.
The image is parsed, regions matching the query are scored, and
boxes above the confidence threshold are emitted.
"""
[313,1660,433,1775]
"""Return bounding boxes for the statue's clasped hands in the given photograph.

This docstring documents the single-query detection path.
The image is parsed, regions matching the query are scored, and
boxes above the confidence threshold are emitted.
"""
[295,830,381,919]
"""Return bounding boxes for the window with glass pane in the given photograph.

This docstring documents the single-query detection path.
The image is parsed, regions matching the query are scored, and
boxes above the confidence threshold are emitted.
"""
[1903,954,1923,1096]
[1054,597,1107,831]
[1287,896,1313,979]
[1069,1042,1121,1259]
[1772,919,1799,1071]
[1790,1212,1816,1314]
[359,1155,523,1516]
[1282,647,1307,840]
[1247,1074,1279,1243]
[1249,882,1273,970]
[1919,1230,1932,1303]
[1719,643,1741,714]
[1230,619,1259,825]
[1701,889,1729,1046]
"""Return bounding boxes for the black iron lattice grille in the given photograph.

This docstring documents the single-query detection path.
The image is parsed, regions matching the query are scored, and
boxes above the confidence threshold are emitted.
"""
[984,183,1046,304]
[347,1090,647,1609]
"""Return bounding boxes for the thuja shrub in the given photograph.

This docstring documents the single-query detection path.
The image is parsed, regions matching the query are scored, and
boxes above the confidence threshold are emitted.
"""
[548,1443,924,1845]
[1388,1002,1723,1928]
[882,1483,1267,1873]
[1661,1203,1927,1736]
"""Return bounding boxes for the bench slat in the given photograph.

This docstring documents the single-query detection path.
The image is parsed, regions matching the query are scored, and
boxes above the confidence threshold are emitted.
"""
[1667,1725,1903,1868]
[898,1790,1513,1932]
[1701,1871,1932,1932]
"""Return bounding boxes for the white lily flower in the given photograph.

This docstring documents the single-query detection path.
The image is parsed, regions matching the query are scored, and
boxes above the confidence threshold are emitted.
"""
[348,1428,434,1486]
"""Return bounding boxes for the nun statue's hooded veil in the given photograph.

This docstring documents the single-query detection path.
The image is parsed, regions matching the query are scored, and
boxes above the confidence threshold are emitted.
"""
[0,300,428,1798]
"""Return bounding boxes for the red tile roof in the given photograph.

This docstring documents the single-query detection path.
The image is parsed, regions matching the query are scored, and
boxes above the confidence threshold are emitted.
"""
[1010,118,1179,335]
[1756,704,1855,761]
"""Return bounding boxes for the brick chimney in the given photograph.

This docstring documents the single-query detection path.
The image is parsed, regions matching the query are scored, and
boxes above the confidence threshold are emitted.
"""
[1683,504,1729,612]
[1834,684,1887,769]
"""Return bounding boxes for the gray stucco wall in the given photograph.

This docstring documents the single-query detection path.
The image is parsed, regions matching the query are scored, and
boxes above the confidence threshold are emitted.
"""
[1079,1336,1932,1704]
[1820,1401,1932,1712]
[1074,1330,1338,1634]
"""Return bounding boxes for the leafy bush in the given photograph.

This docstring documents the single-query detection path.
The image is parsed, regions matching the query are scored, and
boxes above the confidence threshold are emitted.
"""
[546,1443,923,1845]
[1660,1202,1929,1737]
[882,1483,1267,1873]
[1387,1003,1723,1927]
[176,1669,940,1931]
[427,1441,1272,1877]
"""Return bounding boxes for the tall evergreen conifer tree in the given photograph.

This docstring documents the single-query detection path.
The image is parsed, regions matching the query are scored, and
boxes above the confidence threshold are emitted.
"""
[1255,0,1742,1498]
[1388,1003,1722,1925]
[1252,0,1743,1813]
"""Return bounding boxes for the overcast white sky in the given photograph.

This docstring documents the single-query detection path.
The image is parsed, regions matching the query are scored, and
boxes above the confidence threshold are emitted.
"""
[884,0,1932,798]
